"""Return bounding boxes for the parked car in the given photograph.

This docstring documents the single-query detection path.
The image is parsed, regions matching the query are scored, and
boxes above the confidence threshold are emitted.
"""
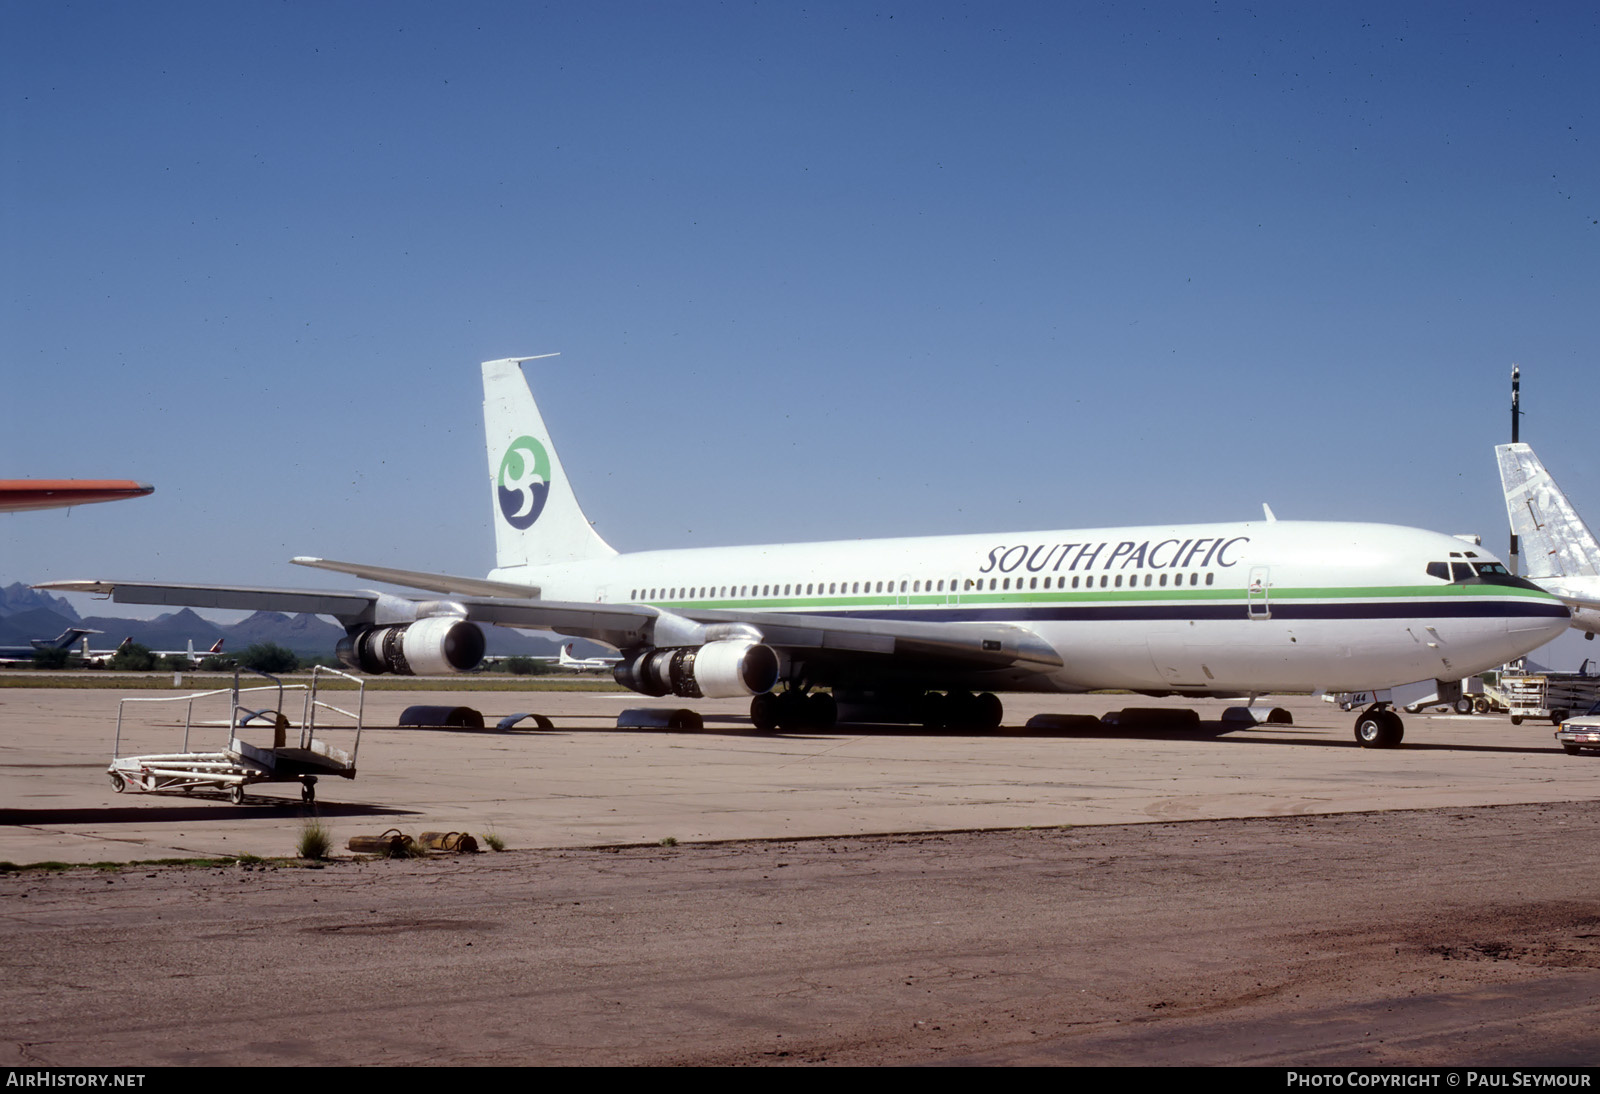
[1554,699,1600,755]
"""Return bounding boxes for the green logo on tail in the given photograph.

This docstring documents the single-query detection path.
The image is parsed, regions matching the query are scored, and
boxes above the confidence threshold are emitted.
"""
[497,436,551,530]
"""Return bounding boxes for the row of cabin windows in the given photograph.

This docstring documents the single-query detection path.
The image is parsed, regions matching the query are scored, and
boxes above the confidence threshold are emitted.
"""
[628,571,1217,601]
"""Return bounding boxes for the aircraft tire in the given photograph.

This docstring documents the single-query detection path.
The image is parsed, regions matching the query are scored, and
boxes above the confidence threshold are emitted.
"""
[945,691,978,727]
[807,691,837,730]
[976,692,1004,729]
[920,691,950,730]
[1454,698,1474,715]
[1354,711,1403,748]
[775,689,810,731]
[750,692,780,732]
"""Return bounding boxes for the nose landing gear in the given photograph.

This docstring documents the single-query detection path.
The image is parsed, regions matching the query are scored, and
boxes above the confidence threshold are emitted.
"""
[1354,703,1405,748]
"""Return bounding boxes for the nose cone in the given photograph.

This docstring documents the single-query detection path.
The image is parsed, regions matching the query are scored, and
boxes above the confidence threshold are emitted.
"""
[1480,587,1574,675]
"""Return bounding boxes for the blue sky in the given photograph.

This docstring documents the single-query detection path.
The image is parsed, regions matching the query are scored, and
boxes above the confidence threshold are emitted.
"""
[3,2,1597,659]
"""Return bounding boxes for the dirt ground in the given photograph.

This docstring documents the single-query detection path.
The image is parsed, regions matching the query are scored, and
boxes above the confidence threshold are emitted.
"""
[5,801,1600,1066]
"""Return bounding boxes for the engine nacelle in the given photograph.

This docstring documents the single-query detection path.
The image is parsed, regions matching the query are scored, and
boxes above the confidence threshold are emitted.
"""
[337,617,487,676]
[613,639,779,699]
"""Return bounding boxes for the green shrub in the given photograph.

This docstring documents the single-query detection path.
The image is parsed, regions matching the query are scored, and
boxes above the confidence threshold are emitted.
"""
[31,647,72,670]
[108,642,156,672]
[297,820,331,861]
[235,643,300,674]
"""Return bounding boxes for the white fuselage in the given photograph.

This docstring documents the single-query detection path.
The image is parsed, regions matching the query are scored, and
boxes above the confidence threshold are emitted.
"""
[490,519,1570,695]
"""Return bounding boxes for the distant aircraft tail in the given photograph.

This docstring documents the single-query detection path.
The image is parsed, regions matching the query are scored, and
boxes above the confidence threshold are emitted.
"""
[38,627,96,651]
[1497,443,1600,579]
[184,638,224,663]
[483,357,617,572]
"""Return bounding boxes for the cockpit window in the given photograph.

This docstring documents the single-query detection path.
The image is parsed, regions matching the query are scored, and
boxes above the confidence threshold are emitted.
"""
[1428,560,1511,582]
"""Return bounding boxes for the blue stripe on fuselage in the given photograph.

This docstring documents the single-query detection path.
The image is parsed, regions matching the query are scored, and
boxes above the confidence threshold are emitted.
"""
[798,601,1571,624]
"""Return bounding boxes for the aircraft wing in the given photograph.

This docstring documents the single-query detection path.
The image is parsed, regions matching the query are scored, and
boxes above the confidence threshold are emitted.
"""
[442,598,1062,672]
[36,577,663,655]
[36,577,1063,675]
[284,551,1061,672]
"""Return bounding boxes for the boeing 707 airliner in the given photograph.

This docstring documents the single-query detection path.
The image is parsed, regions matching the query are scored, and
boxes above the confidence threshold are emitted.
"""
[42,357,1570,748]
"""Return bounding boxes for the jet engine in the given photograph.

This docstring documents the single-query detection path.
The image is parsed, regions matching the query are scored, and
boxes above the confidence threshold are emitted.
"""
[613,639,779,699]
[337,617,487,675]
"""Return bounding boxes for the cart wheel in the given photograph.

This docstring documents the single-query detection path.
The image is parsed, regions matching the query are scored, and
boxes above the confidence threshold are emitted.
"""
[1511,716,1524,726]
[228,784,245,805]
[301,782,316,804]
[109,772,126,794]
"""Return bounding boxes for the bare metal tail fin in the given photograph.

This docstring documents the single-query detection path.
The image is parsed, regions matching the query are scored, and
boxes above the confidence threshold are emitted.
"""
[1497,443,1600,579]
[482,357,617,572]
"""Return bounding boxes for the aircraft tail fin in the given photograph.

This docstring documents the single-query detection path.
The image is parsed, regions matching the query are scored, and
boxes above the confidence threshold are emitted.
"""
[1497,443,1600,579]
[482,357,617,571]
[42,628,95,650]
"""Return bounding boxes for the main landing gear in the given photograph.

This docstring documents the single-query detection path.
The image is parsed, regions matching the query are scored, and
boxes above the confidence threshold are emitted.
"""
[1353,703,1405,748]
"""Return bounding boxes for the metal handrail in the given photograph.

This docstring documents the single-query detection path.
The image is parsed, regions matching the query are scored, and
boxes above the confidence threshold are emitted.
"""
[301,664,366,763]
[114,681,315,758]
